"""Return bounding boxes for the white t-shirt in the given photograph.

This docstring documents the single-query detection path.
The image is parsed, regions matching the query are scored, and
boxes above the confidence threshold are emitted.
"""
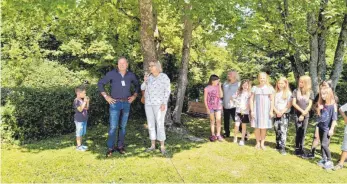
[274,91,292,113]
[234,91,251,114]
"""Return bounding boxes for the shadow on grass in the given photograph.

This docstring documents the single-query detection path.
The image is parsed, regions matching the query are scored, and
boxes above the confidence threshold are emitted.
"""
[14,113,346,163]
[17,115,207,160]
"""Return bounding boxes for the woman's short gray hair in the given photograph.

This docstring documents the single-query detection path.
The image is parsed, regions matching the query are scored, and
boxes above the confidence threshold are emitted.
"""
[150,61,163,73]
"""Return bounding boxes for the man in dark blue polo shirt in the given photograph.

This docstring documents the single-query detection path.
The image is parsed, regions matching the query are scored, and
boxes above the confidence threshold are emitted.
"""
[98,57,140,156]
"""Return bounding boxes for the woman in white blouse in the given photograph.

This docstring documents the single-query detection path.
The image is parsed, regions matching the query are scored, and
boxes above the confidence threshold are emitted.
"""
[141,61,171,154]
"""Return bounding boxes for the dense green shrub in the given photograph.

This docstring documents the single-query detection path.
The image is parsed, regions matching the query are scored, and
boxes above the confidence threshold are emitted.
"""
[1,85,144,144]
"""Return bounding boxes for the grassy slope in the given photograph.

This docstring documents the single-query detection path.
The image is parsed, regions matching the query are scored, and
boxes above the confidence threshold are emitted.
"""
[2,115,347,183]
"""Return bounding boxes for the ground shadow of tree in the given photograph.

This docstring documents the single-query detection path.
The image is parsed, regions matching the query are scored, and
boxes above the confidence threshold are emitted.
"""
[10,108,347,163]
[17,116,207,160]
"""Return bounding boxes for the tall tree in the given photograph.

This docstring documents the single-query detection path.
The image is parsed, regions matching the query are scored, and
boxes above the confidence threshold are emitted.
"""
[317,0,329,82]
[330,0,347,90]
[139,0,157,71]
[280,0,305,82]
[307,11,320,95]
[172,2,193,125]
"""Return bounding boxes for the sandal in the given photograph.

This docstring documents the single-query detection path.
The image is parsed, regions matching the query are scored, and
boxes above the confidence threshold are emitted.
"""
[160,147,167,155]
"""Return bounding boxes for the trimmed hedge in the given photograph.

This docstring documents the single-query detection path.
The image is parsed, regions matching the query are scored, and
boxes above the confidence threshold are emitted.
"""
[1,85,144,143]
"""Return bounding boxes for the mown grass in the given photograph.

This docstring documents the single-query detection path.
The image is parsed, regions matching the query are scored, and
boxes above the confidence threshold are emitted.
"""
[2,114,347,183]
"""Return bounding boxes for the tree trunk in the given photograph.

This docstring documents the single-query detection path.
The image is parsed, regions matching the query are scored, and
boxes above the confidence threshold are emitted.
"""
[138,0,157,71]
[307,12,320,96]
[281,0,305,83]
[153,5,161,59]
[317,0,328,82]
[139,0,174,127]
[287,55,303,82]
[172,3,193,125]
[330,1,347,90]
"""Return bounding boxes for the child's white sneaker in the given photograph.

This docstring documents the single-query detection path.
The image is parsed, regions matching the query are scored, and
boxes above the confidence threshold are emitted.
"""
[324,161,334,170]
[239,140,245,146]
[81,145,88,149]
[76,146,87,151]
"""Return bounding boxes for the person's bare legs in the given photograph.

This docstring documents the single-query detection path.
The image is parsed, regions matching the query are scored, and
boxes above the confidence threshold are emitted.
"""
[255,128,261,149]
[150,140,156,149]
[210,114,216,136]
[338,152,347,166]
[160,141,165,152]
[260,129,267,150]
[215,111,222,136]
[241,123,247,141]
[76,136,82,147]
[234,124,240,143]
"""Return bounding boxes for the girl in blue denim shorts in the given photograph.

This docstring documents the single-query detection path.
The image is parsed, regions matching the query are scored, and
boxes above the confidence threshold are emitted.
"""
[204,75,224,142]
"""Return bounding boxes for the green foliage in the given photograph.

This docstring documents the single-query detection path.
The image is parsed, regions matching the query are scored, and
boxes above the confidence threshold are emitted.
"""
[2,0,347,142]
[336,82,347,105]
[1,84,145,144]
[2,60,85,88]
[0,86,97,143]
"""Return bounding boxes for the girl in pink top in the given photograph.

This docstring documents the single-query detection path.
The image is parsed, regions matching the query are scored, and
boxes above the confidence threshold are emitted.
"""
[204,75,224,142]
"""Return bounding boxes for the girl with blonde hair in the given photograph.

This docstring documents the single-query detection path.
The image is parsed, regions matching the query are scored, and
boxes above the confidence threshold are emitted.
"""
[292,75,314,156]
[315,86,337,170]
[250,72,275,150]
[273,77,292,155]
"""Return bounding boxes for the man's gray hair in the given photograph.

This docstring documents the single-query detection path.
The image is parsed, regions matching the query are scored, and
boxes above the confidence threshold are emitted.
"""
[228,70,240,81]
[117,56,128,63]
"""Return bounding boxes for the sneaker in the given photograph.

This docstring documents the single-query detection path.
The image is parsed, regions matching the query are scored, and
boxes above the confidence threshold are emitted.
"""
[209,135,217,142]
[216,135,224,142]
[160,147,168,155]
[317,159,326,167]
[239,140,245,146]
[294,149,304,156]
[324,161,334,170]
[81,145,88,149]
[76,146,87,152]
[233,137,238,143]
[333,164,344,171]
[302,153,315,159]
[279,149,287,155]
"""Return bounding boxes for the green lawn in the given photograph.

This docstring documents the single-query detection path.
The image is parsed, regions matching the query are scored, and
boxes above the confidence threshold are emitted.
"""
[2,115,347,183]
